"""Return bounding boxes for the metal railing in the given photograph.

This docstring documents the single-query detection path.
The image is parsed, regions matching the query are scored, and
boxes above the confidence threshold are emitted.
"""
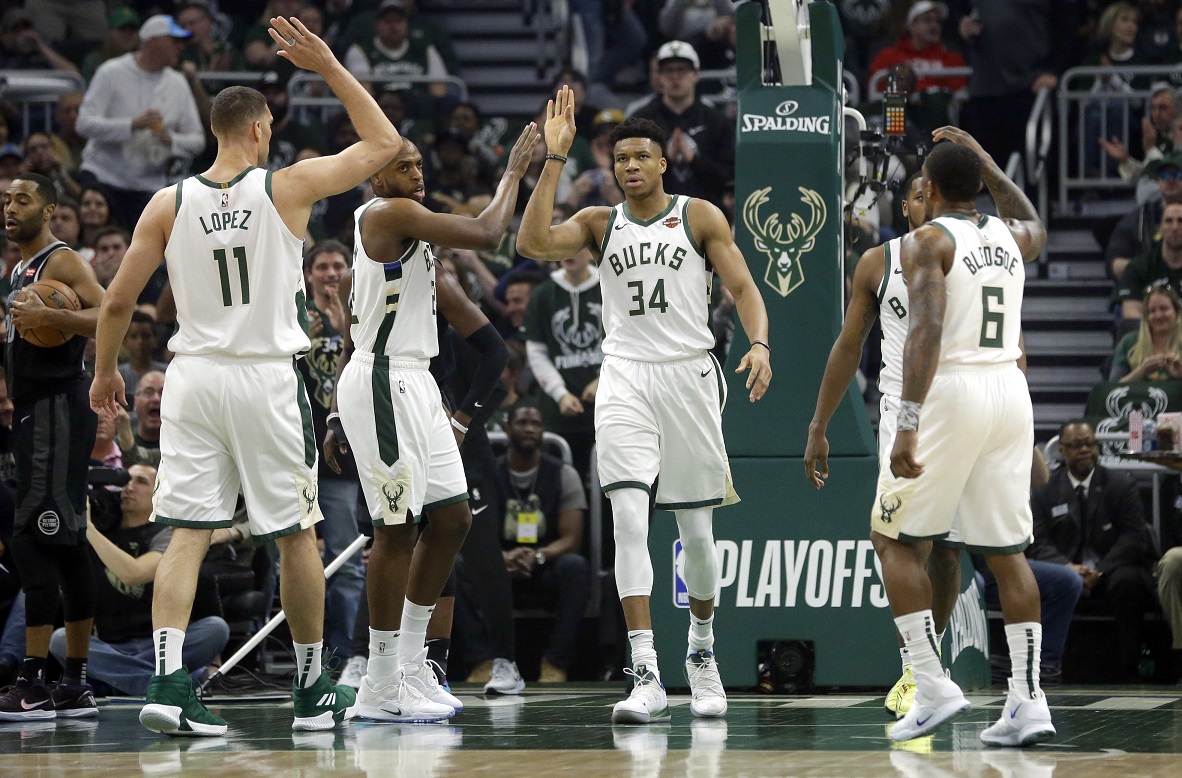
[1057,65,1182,210]
[0,69,85,138]
[842,68,860,107]
[286,72,469,127]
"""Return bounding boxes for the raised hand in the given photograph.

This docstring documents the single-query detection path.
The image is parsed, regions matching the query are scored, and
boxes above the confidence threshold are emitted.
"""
[269,16,335,74]
[505,122,539,179]
[545,85,577,157]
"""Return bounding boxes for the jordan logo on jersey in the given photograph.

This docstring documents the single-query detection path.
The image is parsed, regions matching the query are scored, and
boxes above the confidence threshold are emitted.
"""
[742,186,827,297]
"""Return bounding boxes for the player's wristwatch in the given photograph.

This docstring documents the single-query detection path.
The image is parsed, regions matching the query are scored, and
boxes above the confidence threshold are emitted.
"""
[534,550,547,566]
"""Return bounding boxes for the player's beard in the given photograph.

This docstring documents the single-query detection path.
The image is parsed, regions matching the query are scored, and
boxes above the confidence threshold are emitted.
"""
[8,216,42,244]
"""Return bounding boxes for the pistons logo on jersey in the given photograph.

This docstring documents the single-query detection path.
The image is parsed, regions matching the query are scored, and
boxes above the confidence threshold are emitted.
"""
[220,192,230,208]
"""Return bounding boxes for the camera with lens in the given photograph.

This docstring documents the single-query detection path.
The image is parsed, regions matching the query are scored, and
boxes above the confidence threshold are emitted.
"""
[87,465,130,533]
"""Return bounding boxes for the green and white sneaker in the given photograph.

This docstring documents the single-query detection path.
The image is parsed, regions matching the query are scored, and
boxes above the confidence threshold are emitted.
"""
[292,672,357,731]
[140,669,227,737]
[611,665,670,724]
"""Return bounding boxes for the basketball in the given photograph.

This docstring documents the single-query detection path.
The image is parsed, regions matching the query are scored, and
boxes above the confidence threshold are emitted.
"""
[15,279,80,348]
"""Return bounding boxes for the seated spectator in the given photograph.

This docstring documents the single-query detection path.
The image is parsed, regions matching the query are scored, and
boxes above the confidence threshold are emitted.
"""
[48,198,88,258]
[177,1,243,73]
[1111,282,1182,381]
[23,132,81,202]
[377,86,434,149]
[1099,84,1179,204]
[48,464,232,696]
[1109,155,1182,280]
[126,370,164,467]
[91,226,129,288]
[0,145,22,180]
[523,247,603,484]
[90,405,134,472]
[427,129,493,216]
[119,311,168,399]
[1082,2,1154,175]
[0,6,79,74]
[566,110,625,211]
[456,405,590,689]
[1115,201,1182,321]
[242,0,304,79]
[867,1,968,100]
[80,7,139,83]
[343,0,452,102]
[48,91,85,176]
[448,102,502,182]
[0,480,24,687]
[258,71,326,171]
[499,271,546,341]
[78,185,117,249]
[1029,420,1159,682]
[1159,544,1182,677]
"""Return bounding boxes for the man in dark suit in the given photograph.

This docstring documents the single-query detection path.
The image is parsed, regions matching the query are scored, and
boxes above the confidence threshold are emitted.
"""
[1029,420,1158,681]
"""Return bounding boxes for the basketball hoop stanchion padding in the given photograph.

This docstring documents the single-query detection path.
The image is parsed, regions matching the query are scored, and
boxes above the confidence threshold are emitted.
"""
[647,1,990,691]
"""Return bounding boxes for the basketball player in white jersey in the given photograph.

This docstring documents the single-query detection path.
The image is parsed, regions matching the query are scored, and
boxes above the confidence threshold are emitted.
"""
[804,173,962,719]
[517,87,772,724]
[90,16,403,736]
[876,128,1053,746]
[322,127,534,722]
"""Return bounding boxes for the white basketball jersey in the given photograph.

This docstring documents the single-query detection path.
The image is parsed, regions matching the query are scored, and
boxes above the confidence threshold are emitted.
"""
[930,214,1024,366]
[877,237,908,398]
[167,167,310,357]
[349,199,438,360]
[598,195,713,362]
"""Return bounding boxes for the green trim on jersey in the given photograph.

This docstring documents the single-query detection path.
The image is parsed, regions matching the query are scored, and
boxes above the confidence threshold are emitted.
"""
[293,359,316,468]
[372,366,400,466]
[154,515,234,530]
[656,497,724,510]
[622,194,677,227]
[681,197,703,257]
[371,260,405,354]
[265,170,275,203]
[599,208,618,259]
[174,181,183,215]
[898,530,952,543]
[295,287,310,339]
[252,519,311,543]
[602,480,651,496]
[944,212,989,229]
[931,221,957,246]
[709,352,725,411]
[193,167,255,189]
[878,241,892,305]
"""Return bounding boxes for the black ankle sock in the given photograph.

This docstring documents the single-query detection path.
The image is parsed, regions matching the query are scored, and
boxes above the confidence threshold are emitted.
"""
[63,658,87,686]
[18,656,46,683]
[426,638,450,681]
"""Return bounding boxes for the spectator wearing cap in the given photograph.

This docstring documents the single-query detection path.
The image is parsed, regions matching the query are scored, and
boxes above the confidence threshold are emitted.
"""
[565,109,624,211]
[1115,198,1182,324]
[867,1,966,97]
[259,71,326,171]
[76,14,204,228]
[344,0,453,100]
[0,7,79,73]
[1100,84,1181,206]
[629,41,734,208]
[1109,151,1182,285]
[24,0,107,49]
[178,1,243,73]
[81,7,140,83]
[23,131,82,201]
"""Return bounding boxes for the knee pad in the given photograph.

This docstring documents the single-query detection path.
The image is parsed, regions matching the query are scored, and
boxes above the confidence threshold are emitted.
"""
[56,544,96,623]
[675,508,718,601]
[10,535,62,626]
[611,488,653,598]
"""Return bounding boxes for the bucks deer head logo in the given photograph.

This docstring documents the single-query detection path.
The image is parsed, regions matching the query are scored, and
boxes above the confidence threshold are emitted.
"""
[382,482,405,514]
[742,186,827,297]
[301,485,317,514]
[878,494,902,524]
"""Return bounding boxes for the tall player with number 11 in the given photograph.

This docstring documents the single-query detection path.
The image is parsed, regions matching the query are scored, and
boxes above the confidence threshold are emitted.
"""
[517,86,772,724]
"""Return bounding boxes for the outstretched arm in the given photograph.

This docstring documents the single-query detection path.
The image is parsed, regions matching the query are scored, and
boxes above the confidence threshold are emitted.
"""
[693,199,771,403]
[932,126,1047,261]
[890,225,954,479]
[805,246,884,488]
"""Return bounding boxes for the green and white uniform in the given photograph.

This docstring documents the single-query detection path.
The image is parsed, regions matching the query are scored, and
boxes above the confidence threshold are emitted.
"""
[335,199,467,525]
[154,167,323,542]
[871,214,1033,553]
[595,194,737,509]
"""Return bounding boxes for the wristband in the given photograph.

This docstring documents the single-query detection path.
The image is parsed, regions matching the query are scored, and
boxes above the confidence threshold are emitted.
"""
[545,153,568,165]
[751,339,770,352]
[896,400,921,432]
[451,416,469,434]
[326,412,340,423]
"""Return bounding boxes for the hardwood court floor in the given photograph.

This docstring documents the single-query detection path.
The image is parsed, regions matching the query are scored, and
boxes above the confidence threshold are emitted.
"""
[1,684,1181,776]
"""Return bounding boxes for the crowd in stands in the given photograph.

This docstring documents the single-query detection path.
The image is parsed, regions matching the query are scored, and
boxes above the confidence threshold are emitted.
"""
[5,0,1182,692]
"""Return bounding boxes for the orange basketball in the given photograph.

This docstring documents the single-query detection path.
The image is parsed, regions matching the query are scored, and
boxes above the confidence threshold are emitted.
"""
[15,279,81,348]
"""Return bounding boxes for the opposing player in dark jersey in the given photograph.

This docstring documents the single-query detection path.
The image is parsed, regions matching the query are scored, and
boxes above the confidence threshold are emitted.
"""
[1,173,105,721]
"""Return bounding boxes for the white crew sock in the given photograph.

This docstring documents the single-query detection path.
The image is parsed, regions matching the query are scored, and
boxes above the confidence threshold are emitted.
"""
[1005,621,1044,699]
[368,628,400,685]
[899,646,911,673]
[628,629,659,679]
[399,600,434,667]
[153,628,185,676]
[293,641,323,689]
[893,610,943,679]
[688,614,714,653]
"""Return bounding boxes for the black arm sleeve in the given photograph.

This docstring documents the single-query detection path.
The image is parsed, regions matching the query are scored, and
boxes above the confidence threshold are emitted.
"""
[457,323,509,418]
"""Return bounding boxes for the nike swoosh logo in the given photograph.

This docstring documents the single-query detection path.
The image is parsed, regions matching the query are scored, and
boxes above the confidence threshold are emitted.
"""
[20,416,31,424]
[1010,703,1022,719]
[472,505,487,515]
[614,223,627,230]
[474,401,483,408]
[20,699,47,710]
[893,267,902,275]
[700,369,711,378]
[915,714,932,727]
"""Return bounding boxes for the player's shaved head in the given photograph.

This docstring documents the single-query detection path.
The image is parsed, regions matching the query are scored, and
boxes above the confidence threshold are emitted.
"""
[923,142,981,202]
[211,86,268,137]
